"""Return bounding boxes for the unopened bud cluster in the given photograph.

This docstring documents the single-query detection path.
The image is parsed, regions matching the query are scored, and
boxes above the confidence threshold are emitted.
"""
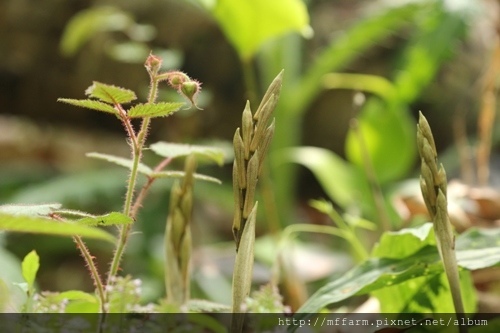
[417,112,448,223]
[145,53,202,109]
[232,71,283,251]
[164,154,196,304]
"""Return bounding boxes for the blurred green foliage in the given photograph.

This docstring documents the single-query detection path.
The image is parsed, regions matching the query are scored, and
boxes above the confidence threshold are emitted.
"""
[1,0,498,321]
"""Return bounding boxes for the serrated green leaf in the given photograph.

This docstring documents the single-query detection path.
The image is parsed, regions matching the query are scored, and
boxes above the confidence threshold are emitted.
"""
[128,102,184,118]
[0,203,61,216]
[210,0,309,60]
[0,214,115,243]
[86,152,152,175]
[85,81,136,104]
[74,212,133,226]
[21,250,39,291]
[57,99,118,115]
[151,171,221,184]
[294,227,500,320]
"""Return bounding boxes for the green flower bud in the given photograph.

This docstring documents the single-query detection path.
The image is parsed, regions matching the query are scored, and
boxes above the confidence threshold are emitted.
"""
[180,80,202,109]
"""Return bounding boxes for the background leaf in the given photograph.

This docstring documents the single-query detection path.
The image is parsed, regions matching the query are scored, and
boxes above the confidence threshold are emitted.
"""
[59,6,133,56]
[151,171,222,184]
[296,227,500,317]
[209,0,309,60]
[0,214,115,243]
[86,152,153,175]
[0,203,62,216]
[21,250,39,291]
[282,147,374,217]
[150,142,226,166]
[287,2,426,116]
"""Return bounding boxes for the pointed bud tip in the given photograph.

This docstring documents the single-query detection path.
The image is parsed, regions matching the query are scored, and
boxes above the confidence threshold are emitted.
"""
[145,53,162,74]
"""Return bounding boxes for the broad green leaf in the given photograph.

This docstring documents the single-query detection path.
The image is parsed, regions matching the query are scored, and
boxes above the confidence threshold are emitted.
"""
[295,227,500,318]
[373,270,476,314]
[150,142,226,166]
[282,147,374,216]
[65,300,100,313]
[85,81,136,104]
[0,203,61,216]
[86,152,153,175]
[21,250,39,291]
[210,0,309,60]
[74,212,133,227]
[151,171,222,184]
[47,290,100,312]
[60,6,133,56]
[455,228,500,270]
[57,99,118,115]
[345,99,416,183]
[128,102,184,118]
[0,214,115,243]
[53,290,98,303]
[372,223,435,259]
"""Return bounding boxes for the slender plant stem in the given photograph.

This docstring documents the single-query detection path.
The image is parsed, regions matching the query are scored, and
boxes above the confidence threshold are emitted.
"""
[50,214,106,313]
[242,59,258,106]
[107,77,159,283]
[350,118,391,231]
[73,235,107,313]
[107,141,141,280]
[115,103,138,149]
[131,157,173,218]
